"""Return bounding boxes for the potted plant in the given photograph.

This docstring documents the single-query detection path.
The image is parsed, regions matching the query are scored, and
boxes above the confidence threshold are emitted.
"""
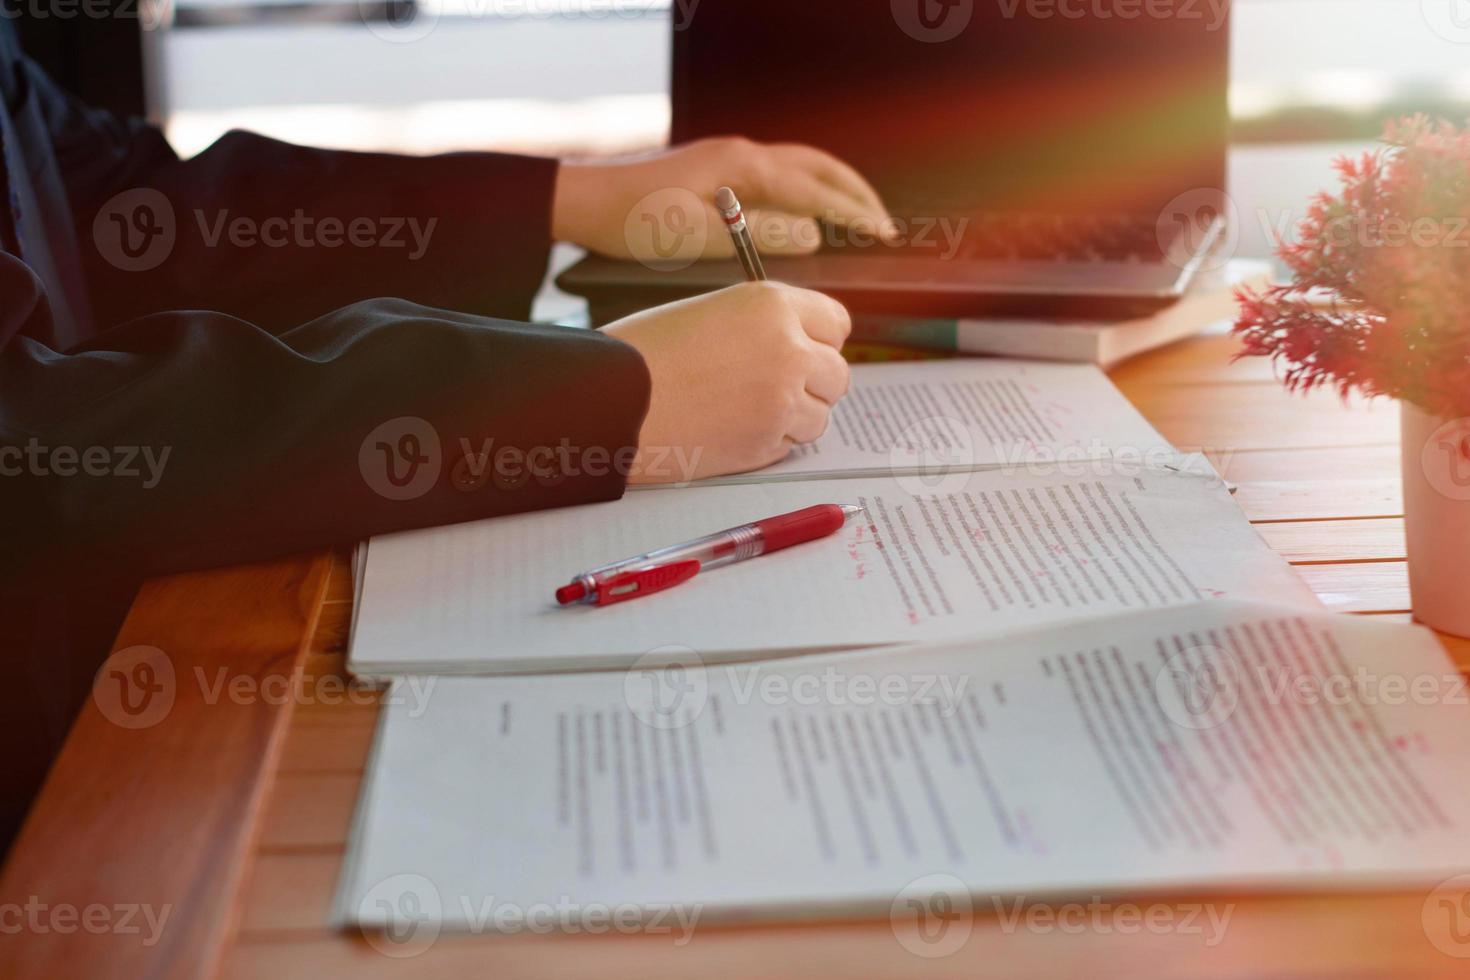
[1234,115,1470,637]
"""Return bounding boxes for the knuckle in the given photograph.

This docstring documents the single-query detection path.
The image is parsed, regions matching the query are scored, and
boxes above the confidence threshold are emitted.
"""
[827,297,853,339]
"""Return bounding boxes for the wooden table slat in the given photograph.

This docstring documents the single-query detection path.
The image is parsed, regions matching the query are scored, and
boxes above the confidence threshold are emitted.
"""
[0,553,334,980]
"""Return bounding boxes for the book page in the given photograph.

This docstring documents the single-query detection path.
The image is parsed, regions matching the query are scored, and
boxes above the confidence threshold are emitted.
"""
[348,461,1316,675]
[336,601,1470,932]
[696,360,1173,484]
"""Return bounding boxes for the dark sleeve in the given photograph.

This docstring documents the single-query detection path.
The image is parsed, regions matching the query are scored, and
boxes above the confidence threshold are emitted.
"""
[28,51,558,330]
[0,252,651,587]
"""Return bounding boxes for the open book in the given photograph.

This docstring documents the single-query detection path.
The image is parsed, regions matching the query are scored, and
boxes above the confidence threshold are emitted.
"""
[347,359,1313,677]
[335,600,1470,932]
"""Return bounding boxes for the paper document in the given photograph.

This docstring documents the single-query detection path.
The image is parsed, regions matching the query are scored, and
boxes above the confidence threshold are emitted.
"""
[348,461,1316,676]
[697,359,1173,484]
[336,601,1470,931]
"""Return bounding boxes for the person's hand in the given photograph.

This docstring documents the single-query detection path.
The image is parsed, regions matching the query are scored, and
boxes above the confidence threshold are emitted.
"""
[553,137,894,265]
[602,282,852,484]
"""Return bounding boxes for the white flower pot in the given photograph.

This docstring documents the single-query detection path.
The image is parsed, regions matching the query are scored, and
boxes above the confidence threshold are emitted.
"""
[1401,402,1470,638]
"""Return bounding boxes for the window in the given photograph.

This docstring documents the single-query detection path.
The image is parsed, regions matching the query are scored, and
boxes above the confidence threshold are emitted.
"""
[149,0,1470,260]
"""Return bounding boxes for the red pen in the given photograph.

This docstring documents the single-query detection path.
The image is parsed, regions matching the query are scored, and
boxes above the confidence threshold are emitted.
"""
[555,504,864,607]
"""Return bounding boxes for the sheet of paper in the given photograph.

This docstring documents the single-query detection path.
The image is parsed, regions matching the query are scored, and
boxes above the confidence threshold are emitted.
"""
[336,601,1470,932]
[348,461,1317,675]
[694,360,1174,484]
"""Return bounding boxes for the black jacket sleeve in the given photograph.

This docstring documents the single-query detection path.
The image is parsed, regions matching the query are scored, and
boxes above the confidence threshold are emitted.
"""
[72,130,564,331]
[1,23,651,589]
[1,252,651,587]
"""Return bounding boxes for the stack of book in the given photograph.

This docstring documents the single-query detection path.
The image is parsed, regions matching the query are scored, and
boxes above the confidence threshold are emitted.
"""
[846,259,1272,367]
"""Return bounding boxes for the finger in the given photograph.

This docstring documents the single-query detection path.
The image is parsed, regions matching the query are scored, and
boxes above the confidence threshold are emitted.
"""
[804,341,851,406]
[746,210,823,255]
[764,145,896,241]
[771,143,890,220]
[741,161,889,237]
[786,392,833,446]
[783,287,852,349]
[773,171,886,231]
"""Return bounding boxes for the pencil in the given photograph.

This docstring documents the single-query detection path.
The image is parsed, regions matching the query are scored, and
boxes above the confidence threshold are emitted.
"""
[715,186,767,282]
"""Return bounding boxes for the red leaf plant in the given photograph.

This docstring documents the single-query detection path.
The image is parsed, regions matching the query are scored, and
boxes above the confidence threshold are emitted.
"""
[1233,115,1470,420]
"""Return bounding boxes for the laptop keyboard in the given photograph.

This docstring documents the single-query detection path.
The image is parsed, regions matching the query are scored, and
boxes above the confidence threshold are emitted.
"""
[827,211,1170,263]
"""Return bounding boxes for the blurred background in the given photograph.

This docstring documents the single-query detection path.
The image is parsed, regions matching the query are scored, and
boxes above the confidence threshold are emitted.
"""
[36,0,1470,262]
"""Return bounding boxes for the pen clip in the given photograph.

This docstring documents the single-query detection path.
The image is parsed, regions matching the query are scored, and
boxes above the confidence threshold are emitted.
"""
[594,560,701,606]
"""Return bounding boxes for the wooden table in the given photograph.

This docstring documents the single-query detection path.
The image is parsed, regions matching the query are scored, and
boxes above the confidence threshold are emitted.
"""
[5,335,1470,979]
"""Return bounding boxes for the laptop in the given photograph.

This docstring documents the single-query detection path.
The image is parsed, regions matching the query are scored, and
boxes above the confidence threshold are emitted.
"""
[559,0,1232,320]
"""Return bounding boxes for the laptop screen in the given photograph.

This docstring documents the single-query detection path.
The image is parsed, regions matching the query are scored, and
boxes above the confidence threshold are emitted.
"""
[671,0,1230,218]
